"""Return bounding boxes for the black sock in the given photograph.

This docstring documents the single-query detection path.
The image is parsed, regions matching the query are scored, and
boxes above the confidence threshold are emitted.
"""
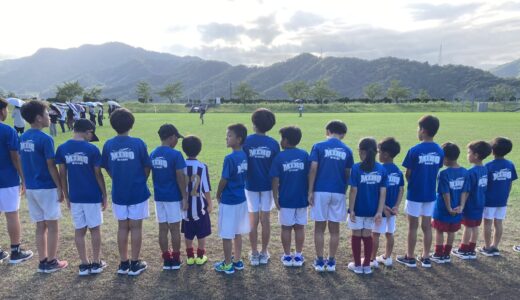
[40,258,48,264]
[317,256,324,261]
[130,260,138,265]
[11,244,20,253]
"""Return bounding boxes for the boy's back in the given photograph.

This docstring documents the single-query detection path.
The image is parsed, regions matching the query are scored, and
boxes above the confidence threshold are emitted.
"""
[485,159,518,207]
[184,158,211,220]
[243,134,280,191]
[463,165,488,219]
[403,142,444,202]
[434,167,468,223]
[383,163,404,209]
[270,148,309,208]
[150,146,185,202]
[349,162,388,217]
[0,123,19,188]
[19,128,56,189]
[310,137,354,193]
[221,150,248,205]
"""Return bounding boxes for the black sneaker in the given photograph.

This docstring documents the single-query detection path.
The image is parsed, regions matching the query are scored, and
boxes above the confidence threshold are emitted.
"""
[491,247,501,256]
[9,249,34,264]
[468,251,477,260]
[163,259,173,270]
[452,249,470,260]
[396,255,416,268]
[78,263,91,276]
[45,259,68,273]
[477,246,494,257]
[417,256,432,268]
[91,260,107,274]
[37,259,47,273]
[443,255,451,263]
[117,260,130,275]
[128,260,148,276]
[0,250,9,263]
[171,258,181,270]
[430,253,445,264]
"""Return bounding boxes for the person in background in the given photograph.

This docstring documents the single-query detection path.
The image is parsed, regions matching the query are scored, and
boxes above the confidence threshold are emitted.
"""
[58,108,66,133]
[89,106,97,126]
[49,110,58,137]
[12,106,25,135]
[66,108,74,131]
[97,106,104,127]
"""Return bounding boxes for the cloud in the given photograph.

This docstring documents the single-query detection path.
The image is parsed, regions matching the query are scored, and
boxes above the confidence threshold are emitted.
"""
[246,14,281,44]
[495,1,520,11]
[408,3,481,21]
[197,22,246,43]
[284,11,325,31]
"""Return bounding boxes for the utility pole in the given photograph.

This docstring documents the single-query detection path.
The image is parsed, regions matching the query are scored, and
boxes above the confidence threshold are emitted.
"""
[229,81,232,100]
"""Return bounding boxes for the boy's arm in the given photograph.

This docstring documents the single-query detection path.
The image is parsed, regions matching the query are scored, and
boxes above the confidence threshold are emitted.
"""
[393,186,404,214]
[405,169,412,182]
[9,150,25,195]
[442,193,455,215]
[216,178,227,204]
[271,177,280,210]
[376,187,386,223]
[47,159,64,202]
[308,162,318,206]
[345,168,351,195]
[58,164,69,208]
[94,167,108,211]
[348,187,357,222]
[144,167,151,179]
[460,192,468,211]
[176,169,188,210]
[204,192,213,213]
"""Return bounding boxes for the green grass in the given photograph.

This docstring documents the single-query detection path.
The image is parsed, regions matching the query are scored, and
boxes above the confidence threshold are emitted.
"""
[0,112,519,299]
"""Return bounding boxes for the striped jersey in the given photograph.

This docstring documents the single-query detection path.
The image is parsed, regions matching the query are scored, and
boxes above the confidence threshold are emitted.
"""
[183,159,211,221]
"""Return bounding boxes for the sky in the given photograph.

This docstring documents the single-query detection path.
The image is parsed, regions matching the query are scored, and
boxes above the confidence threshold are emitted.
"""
[1,0,519,69]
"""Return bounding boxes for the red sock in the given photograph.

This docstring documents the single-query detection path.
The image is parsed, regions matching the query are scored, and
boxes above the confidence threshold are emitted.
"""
[469,242,476,252]
[434,245,443,256]
[443,244,453,256]
[351,236,362,266]
[162,250,172,260]
[197,248,205,257]
[362,236,373,267]
[172,251,181,261]
[186,247,194,258]
[460,244,469,252]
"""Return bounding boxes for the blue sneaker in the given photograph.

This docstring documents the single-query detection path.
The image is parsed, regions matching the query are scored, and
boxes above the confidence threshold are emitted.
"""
[293,255,304,267]
[233,260,245,270]
[214,261,234,274]
[325,258,336,272]
[281,255,293,267]
[313,258,325,272]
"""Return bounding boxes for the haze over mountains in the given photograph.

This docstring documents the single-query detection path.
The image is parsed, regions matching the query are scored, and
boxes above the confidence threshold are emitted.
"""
[0,42,519,101]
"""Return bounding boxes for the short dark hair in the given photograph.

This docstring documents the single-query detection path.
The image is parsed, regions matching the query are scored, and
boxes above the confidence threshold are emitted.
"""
[378,137,400,158]
[418,115,440,137]
[228,123,247,145]
[182,135,202,157]
[157,124,182,140]
[0,98,7,110]
[20,100,48,124]
[110,108,134,134]
[468,141,492,160]
[326,120,347,135]
[442,142,460,161]
[279,126,302,146]
[252,108,276,133]
[491,137,513,157]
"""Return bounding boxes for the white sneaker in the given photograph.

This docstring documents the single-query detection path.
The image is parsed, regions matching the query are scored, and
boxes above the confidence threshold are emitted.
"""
[249,252,260,266]
[281,255,293,267]
[363,266,372,274]
[259,252,270,264]
[376,254,393,267]
[348,262,363,274]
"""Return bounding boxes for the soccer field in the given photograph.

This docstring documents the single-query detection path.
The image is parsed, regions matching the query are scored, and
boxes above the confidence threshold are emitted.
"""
[1,112,519,299]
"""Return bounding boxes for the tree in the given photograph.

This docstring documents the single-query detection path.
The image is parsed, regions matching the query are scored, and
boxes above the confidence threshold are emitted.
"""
[158,82,183,103]
[363,83,383,101]
[6,91,17,98]
[83,86,103,101]
[0,88,5,98]
[386,80,410,103]
[136,81,152,103]
[417,89,430,101]
[490,84,515,111]
[283,81,310,100]
[56,81,84,102]
[233,82,258,105]
[310,79,337,104]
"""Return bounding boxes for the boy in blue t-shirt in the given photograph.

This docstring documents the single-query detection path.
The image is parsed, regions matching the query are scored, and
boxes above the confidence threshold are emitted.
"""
[243,108,280,265]
[431,143,469,264]
[214,124,250,275]
[56,119,107,275]
[308,120,354,272]
[453,141,492,260]
[150,124,187,270]
[101,108,151,276]
[347,138,387,275]
[19,100,67,273]
[270,126,309,267]
[0,98,33,264]
[371,137,404,268]
[481,138,517,256]
[397,115,444,268]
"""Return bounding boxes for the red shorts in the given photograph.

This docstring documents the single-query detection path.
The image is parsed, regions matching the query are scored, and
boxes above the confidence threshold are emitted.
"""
[462,218,482,227]
[432,219,461,233]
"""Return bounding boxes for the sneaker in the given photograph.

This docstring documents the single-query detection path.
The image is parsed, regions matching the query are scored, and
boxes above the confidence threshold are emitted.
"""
[186,257,196,266]
[281,255,293,267]
[371,259,379,269]
[214,261,234,274]
[467,251,477,260]
[313,258,326,272]
[163,259,173,270]
[396,255,416,268]
[491,247,500,256]
[0,250,9,263]
[417,256,432,268]
[171,259,181,270]
[513,245,520,253]
[376,254,393,267]
[78,263,91,276]
[363,266,372,274]
[128,260,148,276]
[117,261,130,274]
[325,258,336,272]
[195,255,208,265]
[259,252,270,264]
[233,260,245,270]
[430,253,445,264]
[9,249,33,264]
[37,259,47,273]
[45,259,68,273]
[249,252,260,266]
[443,255,451,263]
[452,248,470,260]
[348,262,363,274]
[293,255,305,267]
[90,260,107,274]
[477,246,495,257]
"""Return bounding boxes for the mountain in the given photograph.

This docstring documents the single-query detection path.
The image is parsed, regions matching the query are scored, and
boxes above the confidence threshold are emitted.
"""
[1,42,519,101]
[491,59,520,79]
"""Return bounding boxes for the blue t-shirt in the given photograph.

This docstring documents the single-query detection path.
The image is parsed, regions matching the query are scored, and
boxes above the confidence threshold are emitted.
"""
[0,123,20,188]
[310,137,354,194]
[383,163,404,209]
[221,150,248,205]
[485,159,518,207]
[243,134,280,191]
[150,146,186,202]
[101,136,151,205]
[55,140,102,204]
[19,129,57,189]
[402,142,444,203]
[349,162,388,217]
[463,165,488,221]
[269,148,309,208]
[433,167,469,223]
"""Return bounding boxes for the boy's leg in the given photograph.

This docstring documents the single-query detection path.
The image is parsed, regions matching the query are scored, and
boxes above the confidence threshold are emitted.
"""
[158,223,169,253]
[461,225,471,248]
[434,229,444,257]
[5,212,21,245]
[385,233,394,259]
[223,239,232,264]
[281,225,292,256]
[249,212,260,255]
[186,238,194,258]
[35,221,48,261]
[197,238,206,258]
[361,229,373,267]
[260,211,271,254]
[234,234,243,261]
[328,221,340,259]
[314,221,326,258]
[351,230,362,266]
[421,216,432,258]
[90,226,101,263]
[371,232,380,260]
[117,220,130,261]
[446,232,455,248]
[469,227,479,252]
[294,225,305,254]
[129,220,143,261]
[74,227,89,264]
[407,215,419,258]
[483,219,493,248]
[46,220,59,261]
[492,219,503,248]
[169,222,181,262]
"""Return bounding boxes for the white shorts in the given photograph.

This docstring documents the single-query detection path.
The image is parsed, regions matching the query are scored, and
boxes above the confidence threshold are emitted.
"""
[347,215,374,230]
[310,192,347,222]
[483,206,507,220]
[155,201,182,224]
[0,186,20,213]
[278,207,308,226]
[372,216,397,234]
[405,200,435,218]
[70,203,103,229]
[245,190,274,213]
[26,189,61,222]
[112,200,149,221]
[218,201,250,239]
